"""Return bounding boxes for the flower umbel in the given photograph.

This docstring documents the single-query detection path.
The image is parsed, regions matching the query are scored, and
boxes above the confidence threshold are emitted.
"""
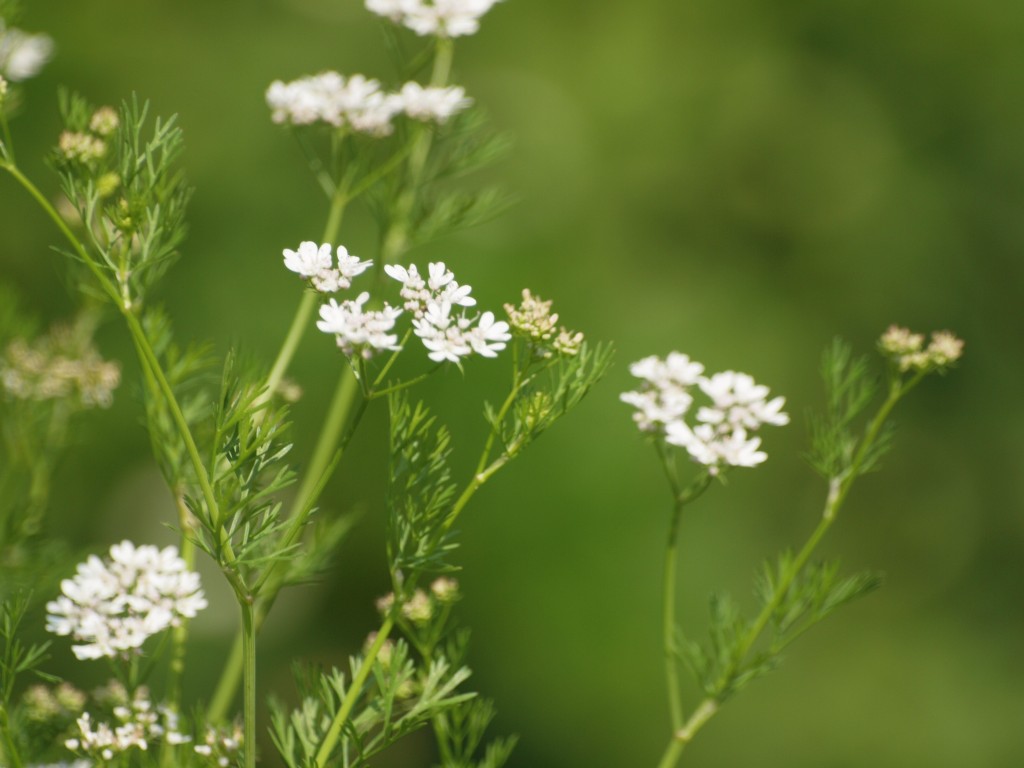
[367,0,503,38]
[621,354,788,474]
[45,541,208,660]
[879,325,964,373]
[316,292,403,359]
[0,19,54,82]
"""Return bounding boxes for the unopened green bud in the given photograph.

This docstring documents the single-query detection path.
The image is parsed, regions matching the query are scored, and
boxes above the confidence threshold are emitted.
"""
[97,172,120,198]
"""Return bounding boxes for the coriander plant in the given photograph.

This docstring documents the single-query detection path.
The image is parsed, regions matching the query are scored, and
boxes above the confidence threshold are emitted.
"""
[0,1,963,766]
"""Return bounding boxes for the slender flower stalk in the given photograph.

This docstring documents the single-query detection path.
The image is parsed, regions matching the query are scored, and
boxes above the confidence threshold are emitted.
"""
[652,365,939,767]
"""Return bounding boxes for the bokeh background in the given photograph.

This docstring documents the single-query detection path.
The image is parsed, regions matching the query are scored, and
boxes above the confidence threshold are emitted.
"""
[3,0,1022,765]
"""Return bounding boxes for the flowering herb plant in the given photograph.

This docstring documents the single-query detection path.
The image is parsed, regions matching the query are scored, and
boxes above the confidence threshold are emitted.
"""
[0,1,962,766]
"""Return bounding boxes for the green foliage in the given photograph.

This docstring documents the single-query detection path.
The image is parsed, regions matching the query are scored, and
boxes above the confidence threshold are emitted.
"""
[387,394,459,579]
[0,594,50,704]
[270,642,474,768]
[194,352,297,584]
[486,341,613,460]
[433,698,518,768]
[807,338,890,480]
[757,554,882,646]
[139,307,214,491]
[52,92,191,308]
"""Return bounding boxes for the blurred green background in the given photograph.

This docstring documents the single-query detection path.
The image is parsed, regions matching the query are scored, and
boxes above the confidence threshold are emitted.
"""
[3,0,1022,765]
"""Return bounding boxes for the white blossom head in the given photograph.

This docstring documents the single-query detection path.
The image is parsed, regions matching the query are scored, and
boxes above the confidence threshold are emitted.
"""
[385,260,476,318]
[46,541,207,660]
[266,71,403,135]
[1,322,121,409]
[398,82,472,123]
[316,292,403,359]
[622,352,788,474]
[368,0,503,38]
[283,241,372,294]
[0,20,54,82]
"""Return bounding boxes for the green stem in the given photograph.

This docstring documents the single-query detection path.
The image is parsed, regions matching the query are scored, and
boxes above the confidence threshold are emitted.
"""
[291,367,361,515]
[207,370,368,721]
[655,699,719,768]
[0,111,16,166]
[241,600,257,768]
[1,162,120,306]
[654,384,912,766]
[3,162,226,536]
[263,185,350,403]
[379,37,454,265]
[313,616,395,767]
[164,491,197,750]
[658,464,712,731]
[0,707,24,768]
[724,383,905,680]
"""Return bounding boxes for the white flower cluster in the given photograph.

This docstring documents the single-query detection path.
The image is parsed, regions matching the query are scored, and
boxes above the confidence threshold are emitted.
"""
[193,723,243,767]
[46,541,207,660]
[386,261,510,362]
[283,241,372,294]
[0,19,53,82]
[317,292,403,359]
[621,354,789,474]
[64,687,190,761]
[266,71,471,132]
[878,325,964,373]
[1,324,121,409]
[366,0,501,37]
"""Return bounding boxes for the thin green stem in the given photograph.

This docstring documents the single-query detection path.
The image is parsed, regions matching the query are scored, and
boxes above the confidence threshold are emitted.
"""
[0,708,24,768]
[655,699,719,768]
[263,184,350,403]
[164,491,197,749]
[292,367,362,514]
[653,384,914,766]
[3,162,226,536]
[0,111,15,166]
[208,370,369,720]
[1,162,120,306]
[379,37,454,265]
[241,600,257,768]
[313,616,396,767]
[657,463,712,731]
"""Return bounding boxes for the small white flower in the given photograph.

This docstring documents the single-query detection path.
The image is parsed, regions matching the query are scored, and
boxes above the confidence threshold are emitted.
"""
[0,21,54,82]
[335,245,373,283]
[399,82,472,123]
[466,311,511,357]
[413,300,473,362]
[317,292,402,358]
[386,261,475,317]
[283,241,332,279]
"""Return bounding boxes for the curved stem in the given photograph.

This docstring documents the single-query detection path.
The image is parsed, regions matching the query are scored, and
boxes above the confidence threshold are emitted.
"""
[654,385,912,766]
[0,112,15,166]
[658,466,712,731]
[313,616,396,767]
